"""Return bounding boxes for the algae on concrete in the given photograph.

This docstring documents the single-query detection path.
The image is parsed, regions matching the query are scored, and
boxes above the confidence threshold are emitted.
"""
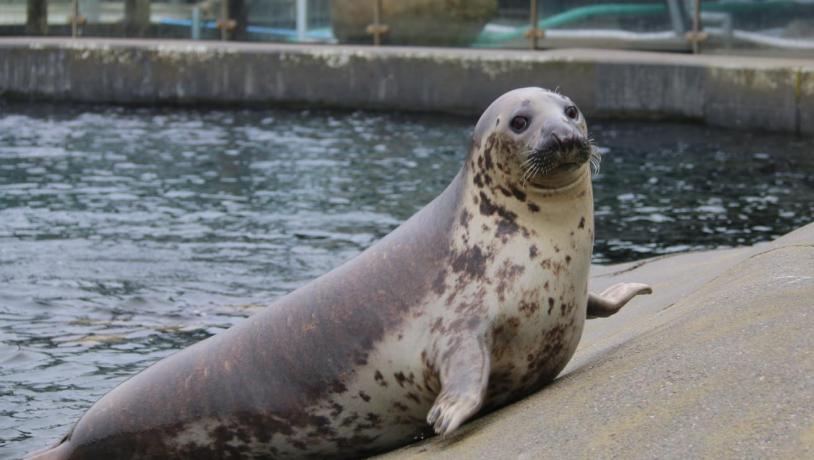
[1,39,812,135]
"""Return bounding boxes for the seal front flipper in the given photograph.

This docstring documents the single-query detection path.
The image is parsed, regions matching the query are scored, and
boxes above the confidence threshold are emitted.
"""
[426,329,491,436]
[587,283,652,318]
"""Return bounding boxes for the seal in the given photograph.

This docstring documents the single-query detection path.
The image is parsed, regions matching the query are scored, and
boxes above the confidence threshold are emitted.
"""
[27,87,651,460]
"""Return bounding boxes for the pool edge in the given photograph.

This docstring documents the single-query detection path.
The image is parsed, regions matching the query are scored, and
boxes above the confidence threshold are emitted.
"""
[1,38,812,136]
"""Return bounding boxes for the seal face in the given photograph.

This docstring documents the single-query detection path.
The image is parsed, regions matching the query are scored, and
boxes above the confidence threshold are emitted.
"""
[27,88,648,460]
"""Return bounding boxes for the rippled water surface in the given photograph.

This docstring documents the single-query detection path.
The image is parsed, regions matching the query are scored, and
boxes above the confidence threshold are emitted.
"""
[1,104,812,457]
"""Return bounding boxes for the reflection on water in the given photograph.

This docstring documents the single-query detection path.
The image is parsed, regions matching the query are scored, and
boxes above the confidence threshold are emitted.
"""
[0,105,811,457]
[589,120,813,262]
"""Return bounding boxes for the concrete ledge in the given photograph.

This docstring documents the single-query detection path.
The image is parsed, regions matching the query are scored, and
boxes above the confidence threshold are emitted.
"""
[1,38,813,135]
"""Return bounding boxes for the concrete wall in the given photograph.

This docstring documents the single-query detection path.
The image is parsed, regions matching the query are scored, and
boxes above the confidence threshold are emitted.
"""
[1,38,812,135]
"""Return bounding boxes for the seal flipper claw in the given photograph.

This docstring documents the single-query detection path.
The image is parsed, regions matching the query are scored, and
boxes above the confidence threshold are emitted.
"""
[587,282,652,318]
[427,332,491,436]
[428,390,483,436]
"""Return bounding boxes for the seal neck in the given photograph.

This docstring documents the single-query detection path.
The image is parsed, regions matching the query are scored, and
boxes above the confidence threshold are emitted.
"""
[461,158,592,230]
[525,164,591,198]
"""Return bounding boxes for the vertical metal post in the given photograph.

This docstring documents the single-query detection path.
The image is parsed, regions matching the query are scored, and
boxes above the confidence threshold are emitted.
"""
[217,0,241,41]
[366,0,388,45]
[26,0,48,35]
[296,0,307,42]
[525,0,544,49]
[530,0,538,49]
[124,0,151,37]
[192,6,201,40]
[373,0,382,46]
[72,0,80,37]
[665,0,685,37]
[692,0,700,53]
[366,0,390,46]
[685,0,707,53]
[220,0,229,40]
[525,0,545,50]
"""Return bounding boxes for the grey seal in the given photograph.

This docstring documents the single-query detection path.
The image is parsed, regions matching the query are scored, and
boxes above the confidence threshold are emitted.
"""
[27,87,650,459]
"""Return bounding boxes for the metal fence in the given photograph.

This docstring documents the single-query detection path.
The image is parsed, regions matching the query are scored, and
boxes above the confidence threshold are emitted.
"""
[1,0,813,56]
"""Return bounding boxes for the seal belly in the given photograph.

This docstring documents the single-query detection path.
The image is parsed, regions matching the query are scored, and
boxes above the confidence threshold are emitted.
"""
[291,328,441,457]
[457,170,594,407]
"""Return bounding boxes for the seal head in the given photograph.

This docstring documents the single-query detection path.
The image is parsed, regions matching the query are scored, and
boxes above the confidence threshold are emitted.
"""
[473,87,597,190]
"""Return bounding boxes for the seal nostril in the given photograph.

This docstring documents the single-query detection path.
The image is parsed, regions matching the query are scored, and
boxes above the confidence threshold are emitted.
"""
[552,133,563,149]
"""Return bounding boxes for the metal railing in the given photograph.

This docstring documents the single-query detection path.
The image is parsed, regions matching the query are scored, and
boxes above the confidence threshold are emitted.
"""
[1,0,812,55]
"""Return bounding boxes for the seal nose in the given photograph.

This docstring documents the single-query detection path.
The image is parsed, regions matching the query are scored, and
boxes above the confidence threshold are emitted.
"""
[535,120,582,156]
[531,119,591,170]
[541,120,578,147]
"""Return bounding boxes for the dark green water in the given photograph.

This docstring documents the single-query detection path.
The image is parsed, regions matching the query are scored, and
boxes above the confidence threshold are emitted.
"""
[0,105,811,457]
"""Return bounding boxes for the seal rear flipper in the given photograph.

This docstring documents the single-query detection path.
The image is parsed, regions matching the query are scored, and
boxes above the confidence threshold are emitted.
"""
[587,282,652,318]
[426,331,491,436]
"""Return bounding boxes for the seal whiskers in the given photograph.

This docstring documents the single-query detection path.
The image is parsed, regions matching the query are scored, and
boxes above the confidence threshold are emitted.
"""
[588,140,602,175]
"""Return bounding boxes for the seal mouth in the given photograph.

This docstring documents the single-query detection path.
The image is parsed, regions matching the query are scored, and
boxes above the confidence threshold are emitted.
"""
[521,135,599,184]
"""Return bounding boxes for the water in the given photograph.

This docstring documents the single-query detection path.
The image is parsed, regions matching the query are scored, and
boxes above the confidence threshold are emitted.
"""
[0,104,811,458]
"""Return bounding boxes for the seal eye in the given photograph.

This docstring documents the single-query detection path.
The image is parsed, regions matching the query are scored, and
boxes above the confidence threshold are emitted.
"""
[509,116,529,133]
[565,106,579,120]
